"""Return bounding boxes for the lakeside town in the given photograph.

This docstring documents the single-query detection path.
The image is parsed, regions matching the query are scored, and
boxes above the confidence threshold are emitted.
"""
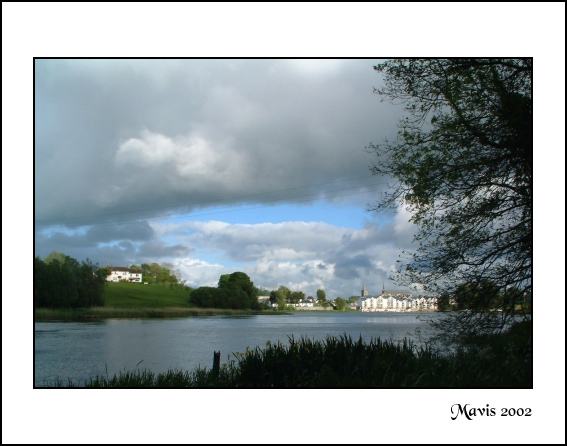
[267,282,439,312]
[259,283,439,312]
[105,266,438,312]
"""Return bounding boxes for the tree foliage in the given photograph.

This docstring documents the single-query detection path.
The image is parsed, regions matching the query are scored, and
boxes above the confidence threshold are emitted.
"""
[190,272,260,310]
[34,254,106,308]
[140,262,180,284]
[269,290,278,305]
[334,297,347,311]
[316,289,326,303]
[290,291,305,304]
[276,285,291,309]
[43,251,68,265]
[368,59,532,335]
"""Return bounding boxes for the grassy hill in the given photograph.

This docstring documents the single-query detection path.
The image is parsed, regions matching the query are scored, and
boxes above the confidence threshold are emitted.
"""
[104,282,195,308]
[35,282,267,319]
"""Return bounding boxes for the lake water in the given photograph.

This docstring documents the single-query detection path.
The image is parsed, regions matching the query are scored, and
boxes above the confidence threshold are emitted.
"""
[34,311,442,387]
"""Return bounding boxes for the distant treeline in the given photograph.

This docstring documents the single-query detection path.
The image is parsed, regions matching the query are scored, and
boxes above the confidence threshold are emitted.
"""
[190,272,261,310]
[34,254,107,308]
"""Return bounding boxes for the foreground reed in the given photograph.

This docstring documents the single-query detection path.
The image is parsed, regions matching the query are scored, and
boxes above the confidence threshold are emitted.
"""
[45,320,531,388]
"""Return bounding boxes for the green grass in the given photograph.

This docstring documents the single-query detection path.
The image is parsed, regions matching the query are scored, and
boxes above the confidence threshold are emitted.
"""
[104,282,195,308]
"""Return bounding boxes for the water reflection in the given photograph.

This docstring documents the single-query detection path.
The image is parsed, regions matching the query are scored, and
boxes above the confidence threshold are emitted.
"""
[35,312,443,386]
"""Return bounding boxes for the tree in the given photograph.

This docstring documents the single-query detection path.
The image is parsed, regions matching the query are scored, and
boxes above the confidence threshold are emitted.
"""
[34,254,106,308]
[218,274,231,289]
[44,251,68,264]
[191,272,259,310]
[190,286,217,308]
[335,297,347,311]
[368,59,532,336]
[436,292,453,312]
[160,262,180,283]
[316,289,326,303]
[98,267,111,282]
[290,291,305,304]
[269,290,278,306]
[454,280,500,311]
[275,286,291,309]
[141,262,179,284]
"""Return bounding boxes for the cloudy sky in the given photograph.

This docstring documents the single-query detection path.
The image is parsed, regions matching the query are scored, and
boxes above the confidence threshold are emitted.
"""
[34,58,422,297]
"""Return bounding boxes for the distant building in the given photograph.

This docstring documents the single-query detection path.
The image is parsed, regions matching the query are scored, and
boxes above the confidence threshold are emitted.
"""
[105,266,143,283]
[361,280,369,297]
[356,281,438,312]
[297,299,314,308]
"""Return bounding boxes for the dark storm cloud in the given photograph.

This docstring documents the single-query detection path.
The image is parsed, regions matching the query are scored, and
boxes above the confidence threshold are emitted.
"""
[332,253,373,280]
[85,221,154,243]
[35,231,96,250]
[34,220,154,256]
[136,241,194,259]
[34,59,401,227]
[35,221,192,268]
[34,231,138,267]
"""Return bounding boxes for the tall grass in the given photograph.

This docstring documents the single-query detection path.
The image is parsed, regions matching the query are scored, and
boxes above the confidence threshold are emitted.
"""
[46,321,531,388]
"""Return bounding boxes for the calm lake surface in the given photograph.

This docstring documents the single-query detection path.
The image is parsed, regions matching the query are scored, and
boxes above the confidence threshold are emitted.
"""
[34,311,441,387]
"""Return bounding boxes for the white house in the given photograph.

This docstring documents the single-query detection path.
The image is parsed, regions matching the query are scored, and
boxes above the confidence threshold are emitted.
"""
[105,266,143,283]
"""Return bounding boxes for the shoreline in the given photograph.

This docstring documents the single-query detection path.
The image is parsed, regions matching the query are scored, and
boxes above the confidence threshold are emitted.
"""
[35,306,440,321]
[34,306,290,321]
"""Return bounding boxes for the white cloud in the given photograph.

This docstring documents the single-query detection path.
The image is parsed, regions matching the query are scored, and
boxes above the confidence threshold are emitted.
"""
[393,206,418,241]
[115,129,248,188]
[152,218,415,297]
[174,258,226,288]
[176,220,346,262]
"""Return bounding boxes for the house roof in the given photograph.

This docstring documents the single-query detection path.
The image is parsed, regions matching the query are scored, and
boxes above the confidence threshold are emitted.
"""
[107,266,142,273]
[381,290,412,296]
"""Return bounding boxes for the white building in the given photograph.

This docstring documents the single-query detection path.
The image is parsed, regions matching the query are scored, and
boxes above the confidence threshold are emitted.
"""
[357,282,438,312]
[105,266,143,283]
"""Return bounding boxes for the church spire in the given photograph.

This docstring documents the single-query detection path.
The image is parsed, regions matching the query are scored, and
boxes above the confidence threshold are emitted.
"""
[361,279,368,297]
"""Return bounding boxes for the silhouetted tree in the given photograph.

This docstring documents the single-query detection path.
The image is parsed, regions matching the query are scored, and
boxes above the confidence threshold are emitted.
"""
[34,254,106,308]
[368,59,532,336]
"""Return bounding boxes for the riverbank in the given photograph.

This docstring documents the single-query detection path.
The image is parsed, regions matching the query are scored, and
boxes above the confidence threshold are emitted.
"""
[33,306,285,320]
